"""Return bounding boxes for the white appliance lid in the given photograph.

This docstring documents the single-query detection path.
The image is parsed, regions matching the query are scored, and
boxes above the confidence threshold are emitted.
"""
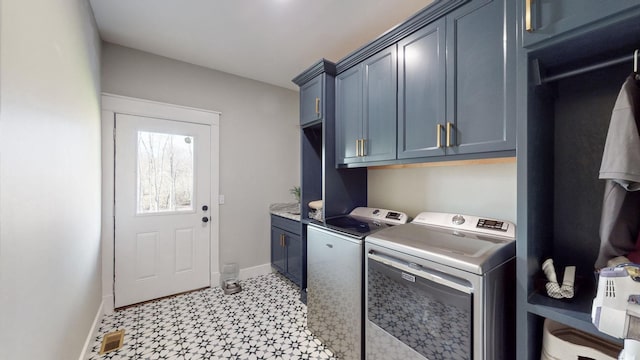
[320,207,409,240]
[366,212,516,274]
[349,207,409,226]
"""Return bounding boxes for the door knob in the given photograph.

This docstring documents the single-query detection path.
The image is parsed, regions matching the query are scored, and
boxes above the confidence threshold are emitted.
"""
[202,216,209,223]
[202,205,209,211]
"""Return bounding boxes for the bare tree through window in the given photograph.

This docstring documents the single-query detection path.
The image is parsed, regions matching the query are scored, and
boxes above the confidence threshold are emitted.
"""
[137,131,194,214]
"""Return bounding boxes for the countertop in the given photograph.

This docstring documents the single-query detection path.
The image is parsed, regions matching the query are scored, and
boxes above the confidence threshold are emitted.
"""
[269,203,301,222]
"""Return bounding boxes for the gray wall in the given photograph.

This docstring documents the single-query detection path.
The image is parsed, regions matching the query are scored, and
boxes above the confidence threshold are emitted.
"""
[0,0,103,359]
[101,43,300,272]
[369,162,517,223]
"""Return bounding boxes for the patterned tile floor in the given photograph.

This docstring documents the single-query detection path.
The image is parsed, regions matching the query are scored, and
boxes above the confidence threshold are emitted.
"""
[86,273,338,360]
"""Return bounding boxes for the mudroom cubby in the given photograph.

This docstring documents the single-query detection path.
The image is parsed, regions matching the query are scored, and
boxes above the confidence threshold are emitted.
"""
[516,11,640,359]
[517,12,640,359]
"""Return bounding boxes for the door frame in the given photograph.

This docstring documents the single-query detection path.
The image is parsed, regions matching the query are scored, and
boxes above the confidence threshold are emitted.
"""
[101,93,221,313]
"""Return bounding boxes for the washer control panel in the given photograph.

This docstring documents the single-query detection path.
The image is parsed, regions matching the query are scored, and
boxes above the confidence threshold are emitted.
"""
[350,207,409,225]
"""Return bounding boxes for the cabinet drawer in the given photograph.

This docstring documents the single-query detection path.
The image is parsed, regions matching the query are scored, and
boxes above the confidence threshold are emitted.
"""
[271,214,300,235]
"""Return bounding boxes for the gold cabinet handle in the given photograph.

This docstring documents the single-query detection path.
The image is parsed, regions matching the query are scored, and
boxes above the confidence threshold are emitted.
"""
[315,97,320,116]
[525,0,533,32]
[282,234,286,247]
[356,139,360,157]
[361,138,366,157]
[436,124,443,148]
[446,122,453,147]
[280,234,284,247]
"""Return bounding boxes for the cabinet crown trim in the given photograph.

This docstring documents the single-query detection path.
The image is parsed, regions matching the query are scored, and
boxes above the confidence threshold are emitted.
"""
[292,59,337,86]
[335,0,469,73]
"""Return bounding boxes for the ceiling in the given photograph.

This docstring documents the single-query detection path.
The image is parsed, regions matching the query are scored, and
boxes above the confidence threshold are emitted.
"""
[89,0,434,90]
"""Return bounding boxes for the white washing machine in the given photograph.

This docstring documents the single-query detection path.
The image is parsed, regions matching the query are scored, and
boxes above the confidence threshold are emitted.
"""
[365,212,516,360]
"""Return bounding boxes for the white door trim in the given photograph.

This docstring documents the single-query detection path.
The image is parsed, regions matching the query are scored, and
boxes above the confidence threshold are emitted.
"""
[100,93,221,313]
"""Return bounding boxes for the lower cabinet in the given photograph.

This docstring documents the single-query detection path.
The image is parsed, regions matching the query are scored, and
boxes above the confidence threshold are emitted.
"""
[270,215,302,287]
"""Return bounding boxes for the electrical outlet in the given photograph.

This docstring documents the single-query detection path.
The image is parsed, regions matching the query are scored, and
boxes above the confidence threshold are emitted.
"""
[219,195,225,205]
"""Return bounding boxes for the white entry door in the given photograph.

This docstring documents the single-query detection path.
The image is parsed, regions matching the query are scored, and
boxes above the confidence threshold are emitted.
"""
[114,113,211,307]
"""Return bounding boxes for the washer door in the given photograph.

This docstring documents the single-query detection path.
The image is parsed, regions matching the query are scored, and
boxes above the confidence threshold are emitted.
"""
[367,251,473,360]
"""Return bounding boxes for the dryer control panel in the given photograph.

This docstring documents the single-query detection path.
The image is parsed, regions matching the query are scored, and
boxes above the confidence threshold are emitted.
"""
[412,212,516,240]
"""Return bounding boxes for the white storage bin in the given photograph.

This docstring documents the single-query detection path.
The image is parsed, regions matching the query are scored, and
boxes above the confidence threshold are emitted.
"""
[541,318,622,360]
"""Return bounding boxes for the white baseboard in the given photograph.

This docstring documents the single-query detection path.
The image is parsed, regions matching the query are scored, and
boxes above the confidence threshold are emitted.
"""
[239,263,272,280]
[102,294,114,315]
[78,300,104,360]
[211,271,221,287]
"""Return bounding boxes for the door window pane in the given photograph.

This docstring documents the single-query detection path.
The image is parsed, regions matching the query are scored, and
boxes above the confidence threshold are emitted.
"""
[137,131,194,214]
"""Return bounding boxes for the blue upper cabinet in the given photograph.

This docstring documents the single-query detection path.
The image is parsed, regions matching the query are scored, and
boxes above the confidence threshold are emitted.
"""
[399,0,515,159]
[446,0,516,156]
[522,0,640,48]
[336,46,397,166]
[363,47,397,163]
[293,60,336,127]
[336,66,363,165]
[397,19,446,159]
[299,75,323,126]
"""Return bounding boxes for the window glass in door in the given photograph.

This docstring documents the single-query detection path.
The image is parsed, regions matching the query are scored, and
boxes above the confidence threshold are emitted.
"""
[136,131,194,214]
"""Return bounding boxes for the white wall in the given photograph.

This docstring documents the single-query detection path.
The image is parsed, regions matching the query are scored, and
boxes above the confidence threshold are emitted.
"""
[101,43,300,273]
[368,161,517,223]
[0,0,102,359]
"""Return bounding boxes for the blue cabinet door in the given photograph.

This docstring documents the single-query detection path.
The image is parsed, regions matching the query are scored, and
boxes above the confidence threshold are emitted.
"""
[397,18,447,159]
[336,65,364,165]
[270,226,286,274]
[300,75,323,125]
[446,0,515,155]
[522,0,640,48]
[362,45,397,163]
[271,215,303,287]
[285,231,302,286]
[337,46,397,166]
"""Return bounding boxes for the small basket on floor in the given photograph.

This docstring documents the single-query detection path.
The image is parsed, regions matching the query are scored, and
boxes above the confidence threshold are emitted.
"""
[540,319,621,360]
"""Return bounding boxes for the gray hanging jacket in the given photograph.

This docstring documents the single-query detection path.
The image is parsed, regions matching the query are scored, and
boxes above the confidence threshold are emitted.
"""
[596,73,640,269]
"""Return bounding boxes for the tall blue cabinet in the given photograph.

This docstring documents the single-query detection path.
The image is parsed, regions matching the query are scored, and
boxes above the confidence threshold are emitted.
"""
[292,60,367,301]
[516,1,640,359]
